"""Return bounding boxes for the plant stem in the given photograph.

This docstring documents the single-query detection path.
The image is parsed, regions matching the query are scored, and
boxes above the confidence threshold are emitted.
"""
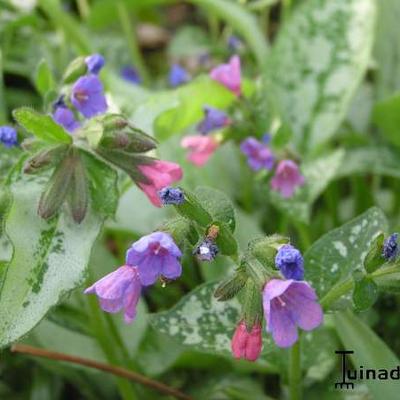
[0,50,7,123]
[116,0,149,84]
[76,0,90,20]
[288,340,301,400]
[87,295,138,400]
[320,264,400,310]
[11,344,192,400]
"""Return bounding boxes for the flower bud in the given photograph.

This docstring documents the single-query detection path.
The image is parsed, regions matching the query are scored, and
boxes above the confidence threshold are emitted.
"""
[214,266,248,301]
[23,145,68,174]
[62,56,87,84]
[231,321,262,362]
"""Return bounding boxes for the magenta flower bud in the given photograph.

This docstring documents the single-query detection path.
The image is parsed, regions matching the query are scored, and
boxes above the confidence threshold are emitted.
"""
[84,265,141,324]
[71,74,107,118]
[181,135,219,167]
[210,55,241,97]
[263,279,323,348]
[137,160,183,207]
[231,321,262,362]
[126,231,182,286]
[270,160,305,198]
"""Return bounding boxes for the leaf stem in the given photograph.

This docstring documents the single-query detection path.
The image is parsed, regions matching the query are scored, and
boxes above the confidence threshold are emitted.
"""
[11,344,192,400]
[288,340,302,400]
[76,0,90,20]
[116,0,149,84]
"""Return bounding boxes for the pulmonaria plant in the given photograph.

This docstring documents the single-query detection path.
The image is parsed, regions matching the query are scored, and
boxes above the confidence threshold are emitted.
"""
[196,106,231,135]
[181,135,219,166]
[0,126,18,148]
[169,64,190,87]
[240,137,275,171]
[270,160,305,198]
[210,55,241,97]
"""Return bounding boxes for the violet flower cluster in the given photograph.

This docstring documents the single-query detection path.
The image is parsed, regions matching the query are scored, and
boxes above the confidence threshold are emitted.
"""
[53,53,108,133]
[85,231,183,323]
[0,126,18,148]
[231,243,323,361]
[240,136,305,198]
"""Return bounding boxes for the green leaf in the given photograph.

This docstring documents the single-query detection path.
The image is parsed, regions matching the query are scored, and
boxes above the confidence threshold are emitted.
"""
[372,93,400,148]
[154,76,235,140]
[150,282,241,356]
[335,310,400,399]
[211,221,238,258]
[364,232,385,273]
[269,150,344,223]
[35,59,54,97]
[267,0,376,152]
[305,207,388,298]
[0,169,103,348]
[195,186,236,232]
[352,276,378,312]
[374,0,400,99]
[189,0,268,67]
[271,123,293,150]
[79,150,119,219]
[13,107,72,144]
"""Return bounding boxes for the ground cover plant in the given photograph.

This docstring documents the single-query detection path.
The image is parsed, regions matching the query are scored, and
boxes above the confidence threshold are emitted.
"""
[1,0,400,399]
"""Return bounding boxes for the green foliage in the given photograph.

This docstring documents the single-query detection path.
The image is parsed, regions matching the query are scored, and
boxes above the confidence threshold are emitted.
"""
[34,59,55,98]
[352,276,378,312]
[13,107,72,144]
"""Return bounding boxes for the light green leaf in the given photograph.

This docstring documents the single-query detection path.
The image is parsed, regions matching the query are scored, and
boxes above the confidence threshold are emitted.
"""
[13,107,72,144]
[335,310,400,399]
[374,0,400,99]
[267,0,376,152]
[150,282,241,356]
[154,76,235,140]
[269,150,344,223]
[35,59,54,98]
[0,170,103,348]
[372,93,400,148]
[305,207,388,298]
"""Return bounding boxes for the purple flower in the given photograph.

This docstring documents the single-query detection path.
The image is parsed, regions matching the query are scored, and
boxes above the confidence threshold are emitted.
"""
[240,137,275,171]
[53,105,80,133]
[227,35,242,52]
[120,66,141,84]
[71,74,107,118]
[194,239,219,261]
[84,265,141,323]
[210,55,241,97]
[126,232,182,286]
[383,233,399,261]
[197,106,231,135]
[169,64,190,87]
[275,244,304,280]
[263,279,323,348]
[270,160,305,198]
[158,187,185,205]
[262,133,271,144]
[85,54,105,74]
[0,126,18,148]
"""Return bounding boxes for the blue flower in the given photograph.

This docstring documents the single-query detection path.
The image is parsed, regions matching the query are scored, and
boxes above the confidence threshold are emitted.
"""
[126,232,182,286]
[227,35,242,52]
[275,244,304,280]
[120,66,141,84]
[158,187,185,205]
[169,64,190,87]
[85,54,105,74]
[0,126,18,148]
[240,137,275,171]
[262,133,271,144]
[194,239,219,261]
[53,105,80,133]
[197,106,230,135]
[71,74,107,118]
[383,233,399,261]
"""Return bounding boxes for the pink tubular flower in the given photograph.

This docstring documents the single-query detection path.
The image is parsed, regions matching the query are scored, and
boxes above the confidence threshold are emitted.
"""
[84,265,141,324]
[181,135,219,167]
[270,160,305,198]
[263,279,323,348]
[231,321,262,362]
[210,55,241,96]
[137,160,183,207]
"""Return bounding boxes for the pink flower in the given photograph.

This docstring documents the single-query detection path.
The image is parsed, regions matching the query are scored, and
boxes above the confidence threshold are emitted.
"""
[231,321,262,362]
[84,265,141,324]
[263,279,323,348]
[181,135,219,167]
[138,160,183,207]
[210,55,241,96]
[270,160,305,198]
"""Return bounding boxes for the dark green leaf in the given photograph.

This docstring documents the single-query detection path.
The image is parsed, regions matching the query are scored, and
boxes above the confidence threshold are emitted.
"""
[364,232,385,273]
[352,276,378,311]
